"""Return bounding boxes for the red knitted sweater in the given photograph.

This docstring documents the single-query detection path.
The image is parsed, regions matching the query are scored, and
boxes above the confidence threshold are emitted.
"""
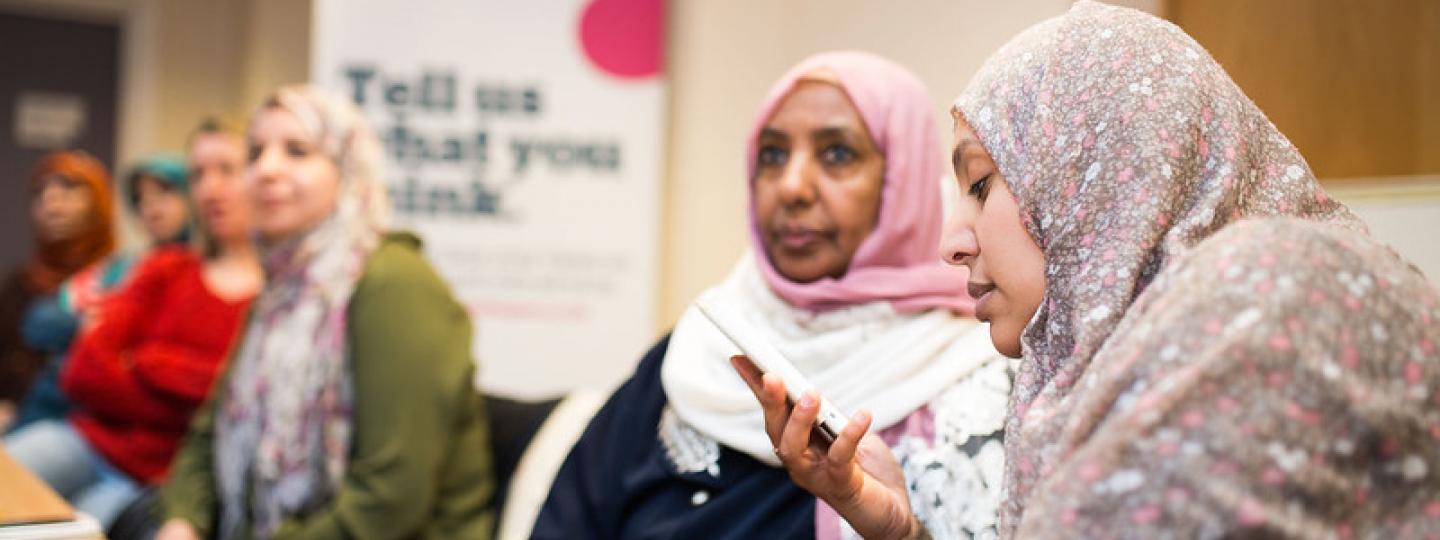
[61,247,251,484]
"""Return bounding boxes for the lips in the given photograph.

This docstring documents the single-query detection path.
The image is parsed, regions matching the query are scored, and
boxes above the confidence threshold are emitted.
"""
[256,193,287,210]
[201,203,226,223]
[773,225,830,251]
[968,281,997,320]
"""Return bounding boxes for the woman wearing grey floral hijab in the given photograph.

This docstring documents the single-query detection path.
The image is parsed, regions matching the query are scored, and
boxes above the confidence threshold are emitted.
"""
[737,2,1440,538]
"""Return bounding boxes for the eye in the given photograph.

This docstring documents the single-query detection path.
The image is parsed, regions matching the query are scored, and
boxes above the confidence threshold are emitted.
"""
[247,144,263,163]
[820,144,856,166]
[757,145,787,167]
[286,141,310,158]
[968,173,992,200]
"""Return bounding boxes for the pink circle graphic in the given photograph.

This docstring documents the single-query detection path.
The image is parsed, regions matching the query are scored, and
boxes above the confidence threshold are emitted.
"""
[578,0,664,79]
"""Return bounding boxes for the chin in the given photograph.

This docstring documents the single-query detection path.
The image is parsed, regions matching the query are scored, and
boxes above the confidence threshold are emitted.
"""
[777,268,825,283]
[768,253,825,283]
[257,224,295,243]
[776,260,849,284]
[989,325,1023,358]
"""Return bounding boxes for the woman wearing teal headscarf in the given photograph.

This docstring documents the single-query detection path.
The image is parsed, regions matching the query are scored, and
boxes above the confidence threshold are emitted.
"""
[12,153,194,431]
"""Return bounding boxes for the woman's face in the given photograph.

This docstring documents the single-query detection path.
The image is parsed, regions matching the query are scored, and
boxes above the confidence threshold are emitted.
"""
[32,174,95,243]
[135,175,189,243]
[189,133,253,244]
[753,80,885,283]
[940,112,1046,358]
[247,107,341,244]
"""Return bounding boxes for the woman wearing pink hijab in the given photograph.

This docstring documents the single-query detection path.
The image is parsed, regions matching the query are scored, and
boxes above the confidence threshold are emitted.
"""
[745,3,1440,538]
[532,51,1007,539]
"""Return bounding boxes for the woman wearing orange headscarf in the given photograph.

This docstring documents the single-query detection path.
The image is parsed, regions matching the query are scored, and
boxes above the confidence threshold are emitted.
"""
[0,151,115,425]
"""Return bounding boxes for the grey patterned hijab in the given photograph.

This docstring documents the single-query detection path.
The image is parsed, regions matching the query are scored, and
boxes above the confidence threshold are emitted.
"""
[954,2,1439,536]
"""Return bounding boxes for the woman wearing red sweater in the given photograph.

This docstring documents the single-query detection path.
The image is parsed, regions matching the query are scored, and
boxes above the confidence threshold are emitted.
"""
[5,120,262,528]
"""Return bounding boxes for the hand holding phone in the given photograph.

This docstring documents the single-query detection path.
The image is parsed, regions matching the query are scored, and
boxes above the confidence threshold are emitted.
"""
[696,290,850,442]
[713,293,919,540]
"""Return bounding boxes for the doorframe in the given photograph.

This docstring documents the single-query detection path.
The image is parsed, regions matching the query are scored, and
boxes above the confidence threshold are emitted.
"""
[0,0,157,248]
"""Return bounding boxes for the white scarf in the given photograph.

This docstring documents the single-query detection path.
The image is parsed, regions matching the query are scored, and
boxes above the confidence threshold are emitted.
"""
[661,255,997,466]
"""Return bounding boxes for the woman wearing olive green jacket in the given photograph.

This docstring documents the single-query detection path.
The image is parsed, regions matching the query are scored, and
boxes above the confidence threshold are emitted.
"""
[157,86,495,540]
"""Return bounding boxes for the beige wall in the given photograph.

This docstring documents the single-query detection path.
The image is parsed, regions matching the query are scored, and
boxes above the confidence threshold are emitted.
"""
[658,0,1096,330]
[147,0,248,150]
[140,0,311,155]
[241,0,311,113]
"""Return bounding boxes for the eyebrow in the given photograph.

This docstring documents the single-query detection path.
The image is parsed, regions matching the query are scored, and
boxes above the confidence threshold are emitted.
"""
[760,124,861,142]
[952,139,977,176]
[811,126,855,140]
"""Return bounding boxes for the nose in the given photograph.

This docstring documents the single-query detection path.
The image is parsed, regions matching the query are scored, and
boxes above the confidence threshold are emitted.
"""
[939,199,980,267]
[38,183,58,203]
[36,182,66,210]
[775,152,816,208]
[192,170,217,199]
[251,144,284,183]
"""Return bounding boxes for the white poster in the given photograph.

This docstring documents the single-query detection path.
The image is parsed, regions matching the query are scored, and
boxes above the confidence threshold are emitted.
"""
[312,0,664,397]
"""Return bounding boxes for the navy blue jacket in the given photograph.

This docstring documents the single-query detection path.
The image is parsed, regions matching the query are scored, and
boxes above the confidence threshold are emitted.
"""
[533,334,816,539]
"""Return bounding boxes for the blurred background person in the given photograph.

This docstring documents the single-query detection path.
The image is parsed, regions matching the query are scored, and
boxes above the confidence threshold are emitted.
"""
[532,52,1008,540]
[10,153,194,432]
[124,153,193,249]
[157,86,494,540]
[3,119,261,530]
[0,151,114,431]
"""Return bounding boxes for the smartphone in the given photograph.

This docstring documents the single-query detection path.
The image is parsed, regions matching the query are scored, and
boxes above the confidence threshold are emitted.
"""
[696,290,850,444]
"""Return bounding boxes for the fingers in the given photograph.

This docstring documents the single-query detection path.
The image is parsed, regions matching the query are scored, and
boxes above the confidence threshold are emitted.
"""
[732,360,850,483]
[730,355,764,394]
[826,409,872,472]
[733,357,794,449]
[779,389,819,465]
[759,374,790,446]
